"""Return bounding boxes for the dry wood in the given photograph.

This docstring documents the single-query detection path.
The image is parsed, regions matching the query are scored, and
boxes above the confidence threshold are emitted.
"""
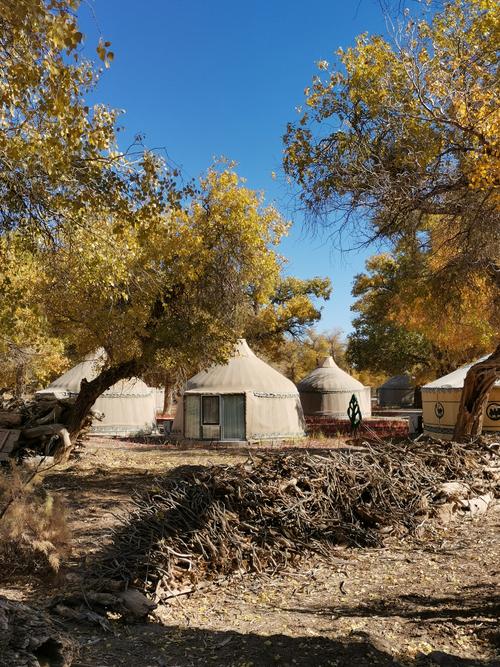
[92,438,499,603]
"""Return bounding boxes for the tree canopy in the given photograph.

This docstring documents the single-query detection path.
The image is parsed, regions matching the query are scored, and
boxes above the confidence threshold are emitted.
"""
[283,0,499,288]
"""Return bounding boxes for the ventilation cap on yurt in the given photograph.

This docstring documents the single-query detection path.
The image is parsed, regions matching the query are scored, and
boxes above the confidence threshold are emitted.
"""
[173,339,305,442]
[36,349,156,436]
[297,356,371,417]
[421,354,500,439]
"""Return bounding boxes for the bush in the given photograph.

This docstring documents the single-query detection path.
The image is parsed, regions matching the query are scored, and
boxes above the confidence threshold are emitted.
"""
[0,464,70,578]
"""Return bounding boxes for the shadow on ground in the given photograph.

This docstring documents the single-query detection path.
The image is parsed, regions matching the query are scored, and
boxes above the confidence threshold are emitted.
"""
[74,622,500,667]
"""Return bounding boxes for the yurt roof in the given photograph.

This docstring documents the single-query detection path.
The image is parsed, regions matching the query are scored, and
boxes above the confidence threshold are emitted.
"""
[36,349,153,398]
[297,356,366,393]
[379,374,412,390]
[423,355,500,390]
[185,339,298,395]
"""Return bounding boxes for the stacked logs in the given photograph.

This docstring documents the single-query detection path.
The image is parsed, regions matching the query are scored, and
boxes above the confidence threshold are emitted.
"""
[94,438,499,602]
[0,392,95,462]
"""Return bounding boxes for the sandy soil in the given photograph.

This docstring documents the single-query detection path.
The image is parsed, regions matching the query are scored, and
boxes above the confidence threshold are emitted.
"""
[1,437,499,667]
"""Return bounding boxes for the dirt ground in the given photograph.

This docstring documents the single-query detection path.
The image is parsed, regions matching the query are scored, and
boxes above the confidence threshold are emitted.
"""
[1,437,499,667]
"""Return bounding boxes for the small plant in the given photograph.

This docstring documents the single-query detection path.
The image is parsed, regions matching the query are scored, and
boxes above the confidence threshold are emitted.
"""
[0,464,70,578]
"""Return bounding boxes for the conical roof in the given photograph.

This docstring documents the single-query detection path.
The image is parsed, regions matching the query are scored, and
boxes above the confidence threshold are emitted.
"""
[380,374,412,390]
[297,356,365,393]
[423,355,499,390]
[36,349,153,398]
[185,339,298,394]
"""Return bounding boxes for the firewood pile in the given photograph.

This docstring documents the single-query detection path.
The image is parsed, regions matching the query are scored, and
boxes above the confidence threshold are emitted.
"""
[0,391,94,462]
[94,438,499,602]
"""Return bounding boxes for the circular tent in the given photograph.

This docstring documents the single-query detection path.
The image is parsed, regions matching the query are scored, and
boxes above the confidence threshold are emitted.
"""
[172,339,305,442]
[36,350,157,436]
[422,356,500,440]
[378,375,414,407]
[297,357,371,418]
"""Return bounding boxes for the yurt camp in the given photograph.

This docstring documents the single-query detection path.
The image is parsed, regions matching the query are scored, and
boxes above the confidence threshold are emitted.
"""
[172,339,305,443]
[36,350,157,436]
[422,356,500,439]
[378,374,414,407]
[297,356,371,418]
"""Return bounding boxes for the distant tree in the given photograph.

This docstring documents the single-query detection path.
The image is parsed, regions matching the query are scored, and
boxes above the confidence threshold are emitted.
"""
[245,276,332,357]
[267,328,346,384]
[346,243,497,382]
[284,0,499,437]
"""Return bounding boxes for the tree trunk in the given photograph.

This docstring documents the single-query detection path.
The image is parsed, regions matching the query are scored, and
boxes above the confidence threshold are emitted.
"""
[453,343,500,441]
[66,359,140,441]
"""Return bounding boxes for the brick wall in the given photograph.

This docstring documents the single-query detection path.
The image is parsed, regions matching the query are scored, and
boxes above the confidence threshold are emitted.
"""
[305,415,409,439]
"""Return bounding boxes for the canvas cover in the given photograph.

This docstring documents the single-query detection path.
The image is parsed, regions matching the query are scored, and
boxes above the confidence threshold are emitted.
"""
[297,357,372,418]
[172,339,305,441]
[422,355,500,439]
[36,350,157,436]
[378,374,414,407]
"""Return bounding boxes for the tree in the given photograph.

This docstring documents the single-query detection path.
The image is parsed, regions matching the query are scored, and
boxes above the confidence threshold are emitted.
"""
[347,244,497,383]
[244,276,332,357]
[284,0,499,437]
[262,328,346,383]
[0,1,290,449]
[0,236,69,394]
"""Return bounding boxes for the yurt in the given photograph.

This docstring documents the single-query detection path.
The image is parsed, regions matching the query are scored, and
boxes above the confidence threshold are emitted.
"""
[422,356,500,439]
[297,357,372,418]
[172,339,305,442]
[378,375,414,407]
[36,350,157,436]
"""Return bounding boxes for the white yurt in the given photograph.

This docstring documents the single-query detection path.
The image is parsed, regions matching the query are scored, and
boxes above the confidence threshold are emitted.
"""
[172,339,305,442]
[422,356,500,439]
[36,350,157,436]
[297,356,372,418]
[378,374,414,407]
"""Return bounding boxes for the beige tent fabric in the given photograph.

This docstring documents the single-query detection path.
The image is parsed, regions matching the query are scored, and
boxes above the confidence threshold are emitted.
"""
[297,356,372,418]
[36,350,157,436]
[422,356,500,439]
[172,339,305,442]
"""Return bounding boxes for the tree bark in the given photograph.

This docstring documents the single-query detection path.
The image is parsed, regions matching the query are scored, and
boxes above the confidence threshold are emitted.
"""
[453,343,500,441]
[66,359,140,441]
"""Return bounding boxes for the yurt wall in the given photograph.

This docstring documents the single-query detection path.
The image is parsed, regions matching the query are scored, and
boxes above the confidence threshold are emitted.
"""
[378,375,414,407]
[422,358,500,439]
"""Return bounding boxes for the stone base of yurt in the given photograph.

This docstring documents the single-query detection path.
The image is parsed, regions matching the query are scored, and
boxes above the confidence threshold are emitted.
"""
[305,415,410,439]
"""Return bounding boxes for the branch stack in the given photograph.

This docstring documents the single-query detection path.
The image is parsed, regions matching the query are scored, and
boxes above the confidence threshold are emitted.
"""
[95,438,499,602]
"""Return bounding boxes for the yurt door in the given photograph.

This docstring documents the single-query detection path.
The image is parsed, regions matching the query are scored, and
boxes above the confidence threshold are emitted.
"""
[221,394,245,440]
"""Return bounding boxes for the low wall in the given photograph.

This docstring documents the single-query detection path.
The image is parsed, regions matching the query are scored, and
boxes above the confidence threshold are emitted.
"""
[305,415,410,439]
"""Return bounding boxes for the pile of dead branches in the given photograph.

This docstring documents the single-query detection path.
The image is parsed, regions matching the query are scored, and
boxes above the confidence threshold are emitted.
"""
[0,392,93,462]
[95,438,499,601]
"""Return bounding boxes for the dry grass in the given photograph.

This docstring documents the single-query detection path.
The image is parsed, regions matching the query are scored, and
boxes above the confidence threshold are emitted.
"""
[0,464,70,578]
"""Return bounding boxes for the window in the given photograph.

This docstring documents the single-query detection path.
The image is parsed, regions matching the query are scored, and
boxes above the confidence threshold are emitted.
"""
[202,395,219,425]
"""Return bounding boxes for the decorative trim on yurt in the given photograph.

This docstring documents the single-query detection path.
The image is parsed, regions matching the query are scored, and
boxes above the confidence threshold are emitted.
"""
[171,339,305,443]
[422,355,500,440]
[297,356,371,418]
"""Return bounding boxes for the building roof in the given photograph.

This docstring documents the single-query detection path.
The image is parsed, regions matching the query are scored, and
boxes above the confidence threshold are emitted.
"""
[423,355,500,390]
[185,339,298,395]
[379,374,412,390]
[297,356,366,393]
[36,349,153,399]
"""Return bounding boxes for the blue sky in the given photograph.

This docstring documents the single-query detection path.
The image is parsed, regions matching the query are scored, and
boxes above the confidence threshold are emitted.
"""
[78,0,389,336]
